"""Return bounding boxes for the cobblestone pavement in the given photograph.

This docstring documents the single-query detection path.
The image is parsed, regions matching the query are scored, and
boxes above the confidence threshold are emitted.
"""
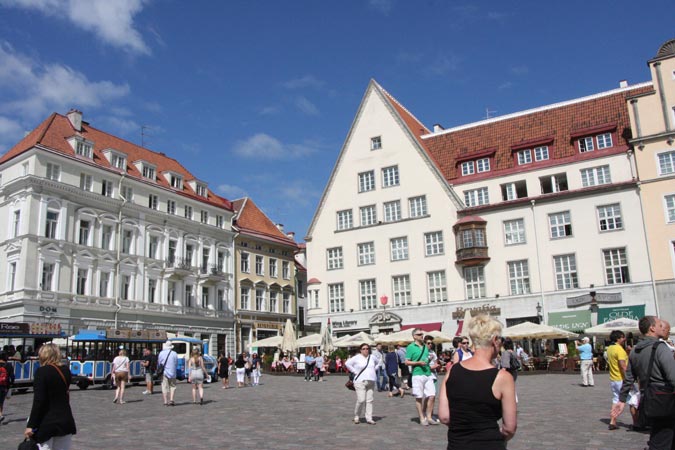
[0,372,650,450]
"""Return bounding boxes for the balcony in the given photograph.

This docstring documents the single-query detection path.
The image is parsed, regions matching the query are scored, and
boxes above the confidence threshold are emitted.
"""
[453,215,490,266]
[200,265,228,283]
[455,246,490,264]
[165,257,194,277]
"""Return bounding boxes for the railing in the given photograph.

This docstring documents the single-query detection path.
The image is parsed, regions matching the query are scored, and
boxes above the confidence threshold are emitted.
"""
[165,257,193,270]
[455,246,489,263]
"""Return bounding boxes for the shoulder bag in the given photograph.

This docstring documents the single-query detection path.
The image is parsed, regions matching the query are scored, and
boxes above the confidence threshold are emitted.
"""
[640,341,675,421]
[155,351,173,380]
[345,354,371,391]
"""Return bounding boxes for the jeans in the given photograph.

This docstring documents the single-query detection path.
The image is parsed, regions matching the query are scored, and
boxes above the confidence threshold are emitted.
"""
[305,363,314,381]
[388,372,400,392]
[376,367,387,391]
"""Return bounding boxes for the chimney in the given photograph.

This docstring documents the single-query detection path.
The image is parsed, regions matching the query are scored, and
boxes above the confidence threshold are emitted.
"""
[619,80,628,88]
[286,231,295,240]
[67,109,82,131]
[275,223,284,233]
[433,123,444,133]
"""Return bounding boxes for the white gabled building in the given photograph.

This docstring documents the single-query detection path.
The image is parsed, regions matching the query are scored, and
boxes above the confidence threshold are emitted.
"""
[305,79,658,337]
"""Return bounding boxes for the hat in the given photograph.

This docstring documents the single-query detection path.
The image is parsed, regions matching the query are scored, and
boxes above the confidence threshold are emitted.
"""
[163,341,174,350]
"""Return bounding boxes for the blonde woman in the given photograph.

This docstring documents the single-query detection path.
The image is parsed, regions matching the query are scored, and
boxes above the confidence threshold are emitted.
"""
[112,349,130,404]
[187,347,207,405]
[439,315,517,449]
[25,343,76,449]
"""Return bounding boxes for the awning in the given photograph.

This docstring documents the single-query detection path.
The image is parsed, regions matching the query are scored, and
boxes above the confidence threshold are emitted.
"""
[401,322,443,332]
[598,305,645,324]
[547,310,592,333]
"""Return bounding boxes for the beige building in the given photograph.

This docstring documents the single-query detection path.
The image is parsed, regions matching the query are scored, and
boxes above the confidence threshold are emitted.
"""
[232,198,298,353]
[627,39,675,318]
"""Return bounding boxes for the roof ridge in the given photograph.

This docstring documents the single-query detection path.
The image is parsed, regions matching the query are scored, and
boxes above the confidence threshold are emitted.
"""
[37,113,58,145]
[372,79,430,134]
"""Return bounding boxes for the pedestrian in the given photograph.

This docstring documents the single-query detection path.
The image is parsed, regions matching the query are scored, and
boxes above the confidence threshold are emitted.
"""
[111,349,130,404]
[425,335,440,391]
[187,347,206,405]
[0,352,15,424]
[395,344,409,390]
[439,314,517,449]
[613,316,675,448]
[244,352,253,386]
[346,343,378,425]
[606,330,640,431]
[24,343,77,449]
[251,353,261,386]
[384,347,402,397]
[451,336,474,363]
[500,339,519,382]
[141,347,155,395]
[372,343,387,391]
[406,328,439,426]
[304,351,315,381]
[157,341,178,406]
[234,352,246,388]
[217,352,229,389]
[314,352,324,382]
[576,337,595,387]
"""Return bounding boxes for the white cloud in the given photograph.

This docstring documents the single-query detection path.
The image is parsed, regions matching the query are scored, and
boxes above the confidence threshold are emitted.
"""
[217,184,247,199]
[281,75,324,90]
[425,53,461,77]
[232,133,317,160]
[368,0,394,15]
[295,96,319,116]
[259,105,281,115]
[278,179,320,207]
[0,116,26,153]
[511,65,529,76]
[498,81,513,90]
[1,0,150,55]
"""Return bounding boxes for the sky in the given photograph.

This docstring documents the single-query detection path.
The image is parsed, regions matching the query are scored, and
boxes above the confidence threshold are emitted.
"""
[0,0,673,240]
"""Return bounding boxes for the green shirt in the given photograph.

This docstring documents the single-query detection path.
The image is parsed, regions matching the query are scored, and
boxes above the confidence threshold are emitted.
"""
[405,342,431,376]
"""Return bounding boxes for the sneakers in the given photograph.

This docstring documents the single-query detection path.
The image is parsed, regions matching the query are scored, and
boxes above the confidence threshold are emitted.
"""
[420,418,429,426]
[142,390,150,395]
[366,420,376,425]
[353,417,360,424]
[427,418,440,425]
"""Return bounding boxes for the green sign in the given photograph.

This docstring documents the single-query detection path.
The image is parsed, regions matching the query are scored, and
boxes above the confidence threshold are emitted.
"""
[548,310,592,332]
[598,305,645,323]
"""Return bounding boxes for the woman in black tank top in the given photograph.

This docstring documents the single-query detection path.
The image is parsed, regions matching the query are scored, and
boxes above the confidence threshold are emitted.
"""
[438,314,517,450]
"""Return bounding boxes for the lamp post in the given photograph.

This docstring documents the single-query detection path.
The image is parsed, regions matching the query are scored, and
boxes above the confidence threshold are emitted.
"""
[589,290,599,327]
[536,302,542,324]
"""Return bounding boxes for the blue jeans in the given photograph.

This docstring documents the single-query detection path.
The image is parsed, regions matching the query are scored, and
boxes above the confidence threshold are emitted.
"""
[376,367,387,391]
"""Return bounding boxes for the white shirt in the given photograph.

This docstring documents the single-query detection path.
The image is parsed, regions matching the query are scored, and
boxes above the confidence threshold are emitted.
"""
[112,356,129,373]
[345,353,378,382]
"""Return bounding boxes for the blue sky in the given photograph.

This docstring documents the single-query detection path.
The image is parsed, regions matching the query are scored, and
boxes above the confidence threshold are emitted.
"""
[0,1,672,240]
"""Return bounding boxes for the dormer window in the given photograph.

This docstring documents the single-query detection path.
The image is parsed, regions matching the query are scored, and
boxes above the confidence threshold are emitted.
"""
[170,174,183,189]
[579,137,595,153]
[68,137,94,159]
[577,132,614,153]
[142,165,155,180]
[476,158,490,173]
[457,150,496,177]
[196,184,207,197]
[111,154,125,170]
[461,161,475,176]
[517,149,532,165]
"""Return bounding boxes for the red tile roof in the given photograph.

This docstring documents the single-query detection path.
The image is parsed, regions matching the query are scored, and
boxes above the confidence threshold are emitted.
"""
[0,112,233,211]
[233,197,298,248]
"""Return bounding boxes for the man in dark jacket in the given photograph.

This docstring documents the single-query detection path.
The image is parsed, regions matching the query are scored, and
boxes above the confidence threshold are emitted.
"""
[0,352,16,423]
[612,315,675,449]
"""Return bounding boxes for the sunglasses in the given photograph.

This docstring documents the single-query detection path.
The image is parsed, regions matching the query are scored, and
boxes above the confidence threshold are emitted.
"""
[461,341,469,345]
[414,333,424,336]
[361,347,370,351]
[425,342,433,345]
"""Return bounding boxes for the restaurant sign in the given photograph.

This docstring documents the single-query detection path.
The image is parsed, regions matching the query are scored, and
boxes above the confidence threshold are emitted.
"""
[548,310,592,333]
[598,305,645,323]
[566,292,622,308]
[0,322,62,336]
[333,320,358,329]
[452,304,501,320]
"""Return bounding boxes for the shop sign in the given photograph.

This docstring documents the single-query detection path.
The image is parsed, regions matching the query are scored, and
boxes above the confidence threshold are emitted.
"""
[598,305,645,323]
[255,322,282,330]
[566,292,622,308]
[547,310,592,332]
[333,320,358,329]
[452,304,501,320]
[0,322,30,335]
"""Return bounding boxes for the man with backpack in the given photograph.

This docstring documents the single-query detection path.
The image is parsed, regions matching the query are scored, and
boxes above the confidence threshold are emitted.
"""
[141,347,156,395]
[0,352,16,423]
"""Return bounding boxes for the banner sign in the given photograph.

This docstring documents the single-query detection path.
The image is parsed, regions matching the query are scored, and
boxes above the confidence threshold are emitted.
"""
[547,310,592,332]
[597,305,645,323]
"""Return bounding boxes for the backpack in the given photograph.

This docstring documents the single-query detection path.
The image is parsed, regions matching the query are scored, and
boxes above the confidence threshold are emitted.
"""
[0,365,9,387]
[510,352,521,371]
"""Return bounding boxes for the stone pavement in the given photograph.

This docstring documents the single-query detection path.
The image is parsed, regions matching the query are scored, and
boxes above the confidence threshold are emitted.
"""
[0,372,650,450]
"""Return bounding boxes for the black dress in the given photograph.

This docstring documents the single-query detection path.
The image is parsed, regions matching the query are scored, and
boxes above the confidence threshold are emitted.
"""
[446,363,504,450]
[27,364,77,444]
[218,357,229,378]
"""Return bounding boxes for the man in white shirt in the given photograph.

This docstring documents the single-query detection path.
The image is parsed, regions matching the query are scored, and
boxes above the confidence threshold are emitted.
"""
[157,341,178,406]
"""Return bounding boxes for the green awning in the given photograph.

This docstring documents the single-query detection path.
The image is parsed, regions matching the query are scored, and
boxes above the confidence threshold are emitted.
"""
[598,305,645,324]
[548,310,592,332]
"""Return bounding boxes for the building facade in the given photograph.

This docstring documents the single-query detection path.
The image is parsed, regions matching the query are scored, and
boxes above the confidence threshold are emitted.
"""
[0,111,236,356]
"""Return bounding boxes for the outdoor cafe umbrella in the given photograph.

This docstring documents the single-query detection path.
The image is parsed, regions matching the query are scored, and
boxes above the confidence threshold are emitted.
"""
[320,320,335,354]
[335,331,375,348]
[502,321,579,340]
[247,335,282,348]
[375,328,416,345]
[295,333,322,348]
[584,318,640,336]
[427,330,455,344]
[280,318,297,353]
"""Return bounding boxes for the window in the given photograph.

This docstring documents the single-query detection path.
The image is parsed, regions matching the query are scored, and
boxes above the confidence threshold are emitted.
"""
[75,140,93,158]
[597,204,623,231]
[169,174,183,189]
[142,165,155,180]
[216,215,224,228]
[184,205,193,220]
[540,173,568,194]
[604,248,630,284]
[122,229,133,254]
[269,291,278,312]
[358,170,375,193]
[148,236,159,259]
[337,209,353,230]
[283,291,291,313]
[200,210,208,224]
[148,194,159,210]
[596,133,613,149]
[581,165,611,187]
[217,251,225,272]
[409,196,427,218]
[76,268,88,295]
[517,149,532,165]
[99,272,110,297]
[327,247,343,270]
[241,252,250,273]
[201,286,209,308]
[167,200,176,215]
[658,151,675,175]
[461,161,475,176]
[554,254,578,290]
[101,225,113,250]
[46,163,60,181]
[217,289,225,311]
[476,158,490,173]
[8,262,16,291]
[167,240,177,264]
[80,173,92,191]
[359,279,377,310]
[202,248,210,272]
[666,195,675,223]
[579,136,595,153]
[464,187,489,207]
[508,260,530,295]
[111,153,126,170]
[424,231,444,256]
[370,136,382,150]
[392,275,411,306]
[282,261,290,279]
[382,166,400,187]
[184,284,193,307]
[549,211,572,238]
[101,180,113,197]
[12,210,20,238]
[390,237,409,261]
[196,184,208,197]
[45,210,59,239]
[504,219,525,245]
[501,180,528,201]
[148,279,157,304]
[534,146,549,161]
[427,271,447,303]
[328,283,345,313]
[41,263,54,291]
[78,219,91,245]
[357,242,375,266]
[255,255,264,275]
[360,205,377,226]
[255,288,265,311]
[464,266,485,299]
[240,287,250,310]
[120,185,133,202]
[384,200,401,222]
[269,258,278,277]
[185,244,195,266]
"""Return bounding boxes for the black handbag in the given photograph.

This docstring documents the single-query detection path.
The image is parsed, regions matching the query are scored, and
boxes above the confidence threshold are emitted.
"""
[640,341,675,421]
[17,438,39,450]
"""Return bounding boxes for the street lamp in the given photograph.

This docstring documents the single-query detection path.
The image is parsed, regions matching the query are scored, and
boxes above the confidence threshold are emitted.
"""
[536,302,542,323]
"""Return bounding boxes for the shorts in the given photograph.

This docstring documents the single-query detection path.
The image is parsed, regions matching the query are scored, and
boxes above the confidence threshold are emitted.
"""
[162,376,177,394]
[412,375,436,399]
[114,371,129,384]
[145,372,154,383]
[628,385,640,408]
[610,380,622,403]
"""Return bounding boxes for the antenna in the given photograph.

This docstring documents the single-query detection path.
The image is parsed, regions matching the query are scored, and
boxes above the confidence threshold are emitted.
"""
[484,107,497,120]
[141,125,151,147]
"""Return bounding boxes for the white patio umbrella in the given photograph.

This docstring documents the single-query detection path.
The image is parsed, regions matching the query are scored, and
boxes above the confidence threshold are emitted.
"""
[584,318,640,336]
[502,321,579,340]
[334,331,375,348]
[427,330,455,344]
[280,318,297,353]
[320,321,335,354]
[247,335,282,348]
[375,329,416,345]
[295,333,322,348]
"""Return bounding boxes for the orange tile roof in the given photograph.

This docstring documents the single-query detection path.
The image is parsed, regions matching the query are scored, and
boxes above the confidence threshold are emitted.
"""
[0,112,233,211]
[233,197,298,248]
